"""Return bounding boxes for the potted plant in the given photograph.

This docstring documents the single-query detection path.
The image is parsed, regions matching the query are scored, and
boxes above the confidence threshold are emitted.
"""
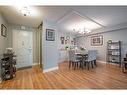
[108,40,112,43]
[65,46,69,50]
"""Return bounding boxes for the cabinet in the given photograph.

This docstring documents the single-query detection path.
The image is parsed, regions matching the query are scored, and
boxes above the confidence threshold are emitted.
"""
[106,41,121,67]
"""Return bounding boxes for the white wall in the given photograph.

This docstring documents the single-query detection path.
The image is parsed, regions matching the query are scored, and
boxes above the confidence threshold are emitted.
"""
[0,14,8,82]
[58,32,76,63]
[76,28,127,62]
[0,14,8,55]
[42,19,59,70]
[42,19,77,71]
[58,32,75,50]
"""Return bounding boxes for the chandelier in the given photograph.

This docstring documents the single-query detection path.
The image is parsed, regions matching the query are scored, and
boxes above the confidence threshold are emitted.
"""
[73,28,91,34]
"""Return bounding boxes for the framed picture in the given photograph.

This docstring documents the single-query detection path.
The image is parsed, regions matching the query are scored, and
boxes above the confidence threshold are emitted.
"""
[73,38,76,45]
[71,40,74,45]
[65,40,67,44]
[46,29,55,41]
[66,36,70,40]
[91,35,103,46]
[60,37,65,44]
[1,24,7,37]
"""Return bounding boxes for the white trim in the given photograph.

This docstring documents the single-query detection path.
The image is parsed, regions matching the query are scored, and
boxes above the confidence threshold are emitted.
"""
[97,60,120,66]
[43,66,59,73]
[72,10,104,27]
[32,63,39,66]
[97,60,107,64]
[57,10,73,23]
[57,9,103,27]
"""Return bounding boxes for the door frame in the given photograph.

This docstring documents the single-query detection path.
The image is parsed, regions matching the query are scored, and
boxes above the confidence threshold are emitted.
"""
[38,23,43,69]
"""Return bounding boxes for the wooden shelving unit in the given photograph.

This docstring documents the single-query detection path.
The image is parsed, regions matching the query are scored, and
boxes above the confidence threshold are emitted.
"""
[106,41,121,67]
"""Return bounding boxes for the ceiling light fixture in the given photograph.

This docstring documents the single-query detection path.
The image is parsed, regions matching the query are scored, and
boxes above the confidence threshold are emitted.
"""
[73,28,91,34]
[14,5,39,17]
[18,6,31,16]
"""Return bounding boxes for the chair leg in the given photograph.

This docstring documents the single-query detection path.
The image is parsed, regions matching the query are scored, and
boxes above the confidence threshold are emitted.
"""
[76,62,79,68]
[87,62,89,70]
[125,63,127,70]
[94,60,97,67]
[74,62,76,70]
[82,61,84,69]
[79,62,82,68]
[80,62,83,69]
[69,61,71,69]
[72,62,74,68]
[84,62,86,67]
[122,62,125,73]
[91,61,94,68]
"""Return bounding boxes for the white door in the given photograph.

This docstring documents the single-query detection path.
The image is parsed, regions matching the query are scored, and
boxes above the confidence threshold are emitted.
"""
[13,30,33,68]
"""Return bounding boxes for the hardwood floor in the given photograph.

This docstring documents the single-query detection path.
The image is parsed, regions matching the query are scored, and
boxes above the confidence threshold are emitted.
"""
[0,62,127,89]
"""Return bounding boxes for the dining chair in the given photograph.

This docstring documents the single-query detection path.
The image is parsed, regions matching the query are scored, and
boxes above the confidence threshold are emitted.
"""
[83,50,97,70]
[68,50,81,70]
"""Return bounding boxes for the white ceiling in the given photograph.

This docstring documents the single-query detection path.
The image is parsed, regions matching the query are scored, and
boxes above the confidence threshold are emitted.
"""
[58,11,101,34]
[72,6,127,26]
[0,6,71,27]
[0,6,127,32]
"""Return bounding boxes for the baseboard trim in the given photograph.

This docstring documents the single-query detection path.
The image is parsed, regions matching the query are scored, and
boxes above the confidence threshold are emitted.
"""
[43,66,58,73]
[58,60,68,64]
[32,63,39,66]
[17,66,32,70]
[97,60,107,64]
[97,60,120,66]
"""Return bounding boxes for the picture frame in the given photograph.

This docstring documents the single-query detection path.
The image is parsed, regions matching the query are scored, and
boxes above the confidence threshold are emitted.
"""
[60,36,65,44]
[66,36,70,40]
[73,38,76,45]
[46,29,55,41]
[65,40,67,44]
[1,24,7,37]
[91,35,103,46]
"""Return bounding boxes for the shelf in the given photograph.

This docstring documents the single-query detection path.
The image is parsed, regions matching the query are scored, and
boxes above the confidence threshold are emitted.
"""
[108,54,120,56]
[107,41,121,66]
[108,42,120,44]
[107,49,119,50]
[108,61,120,64]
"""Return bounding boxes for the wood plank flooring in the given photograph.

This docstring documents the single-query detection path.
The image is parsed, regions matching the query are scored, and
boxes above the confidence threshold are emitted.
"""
[0,62,127,89]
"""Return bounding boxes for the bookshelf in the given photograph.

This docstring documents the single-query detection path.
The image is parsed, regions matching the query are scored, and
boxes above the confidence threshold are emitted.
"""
[106,41,121,67]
